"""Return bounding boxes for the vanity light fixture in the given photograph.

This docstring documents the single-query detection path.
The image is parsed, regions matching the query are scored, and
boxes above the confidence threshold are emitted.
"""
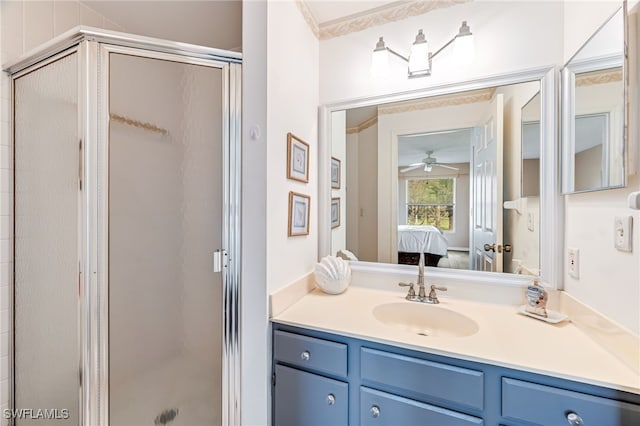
[371,21,474,78]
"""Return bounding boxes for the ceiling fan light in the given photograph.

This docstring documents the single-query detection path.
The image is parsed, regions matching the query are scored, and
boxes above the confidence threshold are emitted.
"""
[424,164,433,172]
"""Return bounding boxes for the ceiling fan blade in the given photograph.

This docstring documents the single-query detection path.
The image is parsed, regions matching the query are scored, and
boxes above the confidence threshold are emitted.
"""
[435,164,459,171]
[400,165,422,173]
[407,162,424,167]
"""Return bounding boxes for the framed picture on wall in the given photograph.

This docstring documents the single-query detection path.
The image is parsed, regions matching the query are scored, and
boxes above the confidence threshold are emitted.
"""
[287,132,310,183]
[288,191,311,236]
[331,157,341,189]
[331,197,341,229]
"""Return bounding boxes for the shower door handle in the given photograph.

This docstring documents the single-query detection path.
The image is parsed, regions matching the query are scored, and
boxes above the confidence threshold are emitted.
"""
[213,249,228,273]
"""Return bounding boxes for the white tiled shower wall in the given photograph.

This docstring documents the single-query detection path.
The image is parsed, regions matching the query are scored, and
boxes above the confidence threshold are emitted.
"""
[0,1,126,420]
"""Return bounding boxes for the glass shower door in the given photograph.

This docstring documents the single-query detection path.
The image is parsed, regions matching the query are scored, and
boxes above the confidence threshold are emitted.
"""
[108,52,224,426]
[13,52,79,425]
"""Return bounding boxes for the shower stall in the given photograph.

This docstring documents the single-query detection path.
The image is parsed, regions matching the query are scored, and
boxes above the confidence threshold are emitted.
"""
[5,28,241,425]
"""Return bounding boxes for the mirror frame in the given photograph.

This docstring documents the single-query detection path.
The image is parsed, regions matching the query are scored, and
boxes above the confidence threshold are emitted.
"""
[560,3,628,194]
[318,68,563,288]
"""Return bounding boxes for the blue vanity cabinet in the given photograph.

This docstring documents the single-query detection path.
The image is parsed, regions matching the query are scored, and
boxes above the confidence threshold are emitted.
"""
[271,323,640,426]
[360,387,483,426]
[274,364,348,426]
[273,330,349,426]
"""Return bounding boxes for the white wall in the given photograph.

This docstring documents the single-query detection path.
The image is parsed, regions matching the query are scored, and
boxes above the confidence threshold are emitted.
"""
[241,1,269,424]
[265,0,319,293]
[562,2,640,335]
[355,123,379,261]
[345,132,360,255]
[331,111,346,253]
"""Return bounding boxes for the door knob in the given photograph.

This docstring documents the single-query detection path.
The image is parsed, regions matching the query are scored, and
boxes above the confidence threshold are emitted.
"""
[484,243,507,253]
[566,412,584,425]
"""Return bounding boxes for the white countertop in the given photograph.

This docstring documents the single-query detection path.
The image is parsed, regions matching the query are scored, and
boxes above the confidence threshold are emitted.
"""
[272,285,640,395]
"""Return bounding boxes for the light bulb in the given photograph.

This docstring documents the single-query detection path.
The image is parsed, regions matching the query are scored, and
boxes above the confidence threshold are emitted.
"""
[453,21,474,65]
[409,29,429,74]
[371,37,390,77]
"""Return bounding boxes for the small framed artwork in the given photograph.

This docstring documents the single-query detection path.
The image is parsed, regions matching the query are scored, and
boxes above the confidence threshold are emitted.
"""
[287,132,310,183]
[331,197,341,229]
[331,157,341,189]
[288,191,311,236]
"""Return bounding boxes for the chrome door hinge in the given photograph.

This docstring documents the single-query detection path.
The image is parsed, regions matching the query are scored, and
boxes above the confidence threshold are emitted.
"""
[213,249,228,273]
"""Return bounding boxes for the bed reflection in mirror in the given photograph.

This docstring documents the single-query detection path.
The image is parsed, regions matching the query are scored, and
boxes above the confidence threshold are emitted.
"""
[330,80,542,275]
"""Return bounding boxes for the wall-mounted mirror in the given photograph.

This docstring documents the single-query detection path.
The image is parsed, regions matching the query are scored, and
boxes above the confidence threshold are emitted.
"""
[328,78,545,277]
[561,5,627,194]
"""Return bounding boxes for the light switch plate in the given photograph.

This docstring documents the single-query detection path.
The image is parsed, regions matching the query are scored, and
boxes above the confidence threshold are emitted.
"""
[527,212,535,232]
[568,248,579,279]
[614,216,633,252]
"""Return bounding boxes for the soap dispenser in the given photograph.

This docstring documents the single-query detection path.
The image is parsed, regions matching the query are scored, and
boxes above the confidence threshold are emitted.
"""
[524,279,548,318]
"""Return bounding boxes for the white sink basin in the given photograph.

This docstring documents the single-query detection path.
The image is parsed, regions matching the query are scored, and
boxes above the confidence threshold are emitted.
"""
[373,302,479,338]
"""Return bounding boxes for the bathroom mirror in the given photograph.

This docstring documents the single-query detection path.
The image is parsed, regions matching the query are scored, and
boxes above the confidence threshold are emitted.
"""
[561,5,627,194]
[521,92,541,198]
[323,72,557,280]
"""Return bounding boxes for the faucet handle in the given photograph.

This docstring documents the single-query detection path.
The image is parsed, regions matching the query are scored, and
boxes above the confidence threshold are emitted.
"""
[427,284,447,304]
[399,282,416,298]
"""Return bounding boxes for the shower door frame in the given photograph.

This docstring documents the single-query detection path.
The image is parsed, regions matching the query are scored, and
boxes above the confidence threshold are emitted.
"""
[6,28,242,426]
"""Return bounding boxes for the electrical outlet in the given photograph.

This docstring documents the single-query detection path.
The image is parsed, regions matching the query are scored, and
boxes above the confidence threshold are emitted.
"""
[568,248,579,279]
[614,216,632,252]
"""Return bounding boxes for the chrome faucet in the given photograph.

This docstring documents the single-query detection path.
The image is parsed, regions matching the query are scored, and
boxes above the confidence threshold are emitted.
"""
[398,253,447,303]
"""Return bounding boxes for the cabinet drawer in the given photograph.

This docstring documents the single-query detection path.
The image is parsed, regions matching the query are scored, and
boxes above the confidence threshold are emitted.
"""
[502,378,640,425]
[274,330,347,377]
[361,387,483,426]
[361,347,484,411]
[274,364,348,426]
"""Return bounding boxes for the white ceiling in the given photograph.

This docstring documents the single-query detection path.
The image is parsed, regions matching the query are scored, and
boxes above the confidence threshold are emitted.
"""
[398,129,474,166]
[306,0,399,24]
[81,1,242,50]
[346,105,378,128]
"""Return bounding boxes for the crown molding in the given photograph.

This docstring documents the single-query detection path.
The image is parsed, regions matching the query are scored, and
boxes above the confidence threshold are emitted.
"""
[318,0,471,40]
[296,0,320,39]
[378,87,495,115]
[346,115,378,134]
[575,68,623,87]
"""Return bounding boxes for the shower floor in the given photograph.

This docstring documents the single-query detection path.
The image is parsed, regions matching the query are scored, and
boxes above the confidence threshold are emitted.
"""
[110,355,220,426]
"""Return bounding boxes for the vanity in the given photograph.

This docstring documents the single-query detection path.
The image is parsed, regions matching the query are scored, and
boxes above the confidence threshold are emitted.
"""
[271,2,640,424]
[271,279,640,426]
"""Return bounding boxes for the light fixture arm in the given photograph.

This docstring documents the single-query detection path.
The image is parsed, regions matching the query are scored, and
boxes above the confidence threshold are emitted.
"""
[430,36,457,61]
[385,47,409,63]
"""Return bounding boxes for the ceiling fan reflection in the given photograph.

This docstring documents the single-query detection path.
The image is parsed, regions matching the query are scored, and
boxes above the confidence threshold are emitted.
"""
[400,151,460,173]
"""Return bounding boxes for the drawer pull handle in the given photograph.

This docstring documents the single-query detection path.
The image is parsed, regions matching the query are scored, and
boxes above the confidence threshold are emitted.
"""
[326,394,335,406]
[370,405,380,418]
[566,412,584,425]
[301,350,310,361]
